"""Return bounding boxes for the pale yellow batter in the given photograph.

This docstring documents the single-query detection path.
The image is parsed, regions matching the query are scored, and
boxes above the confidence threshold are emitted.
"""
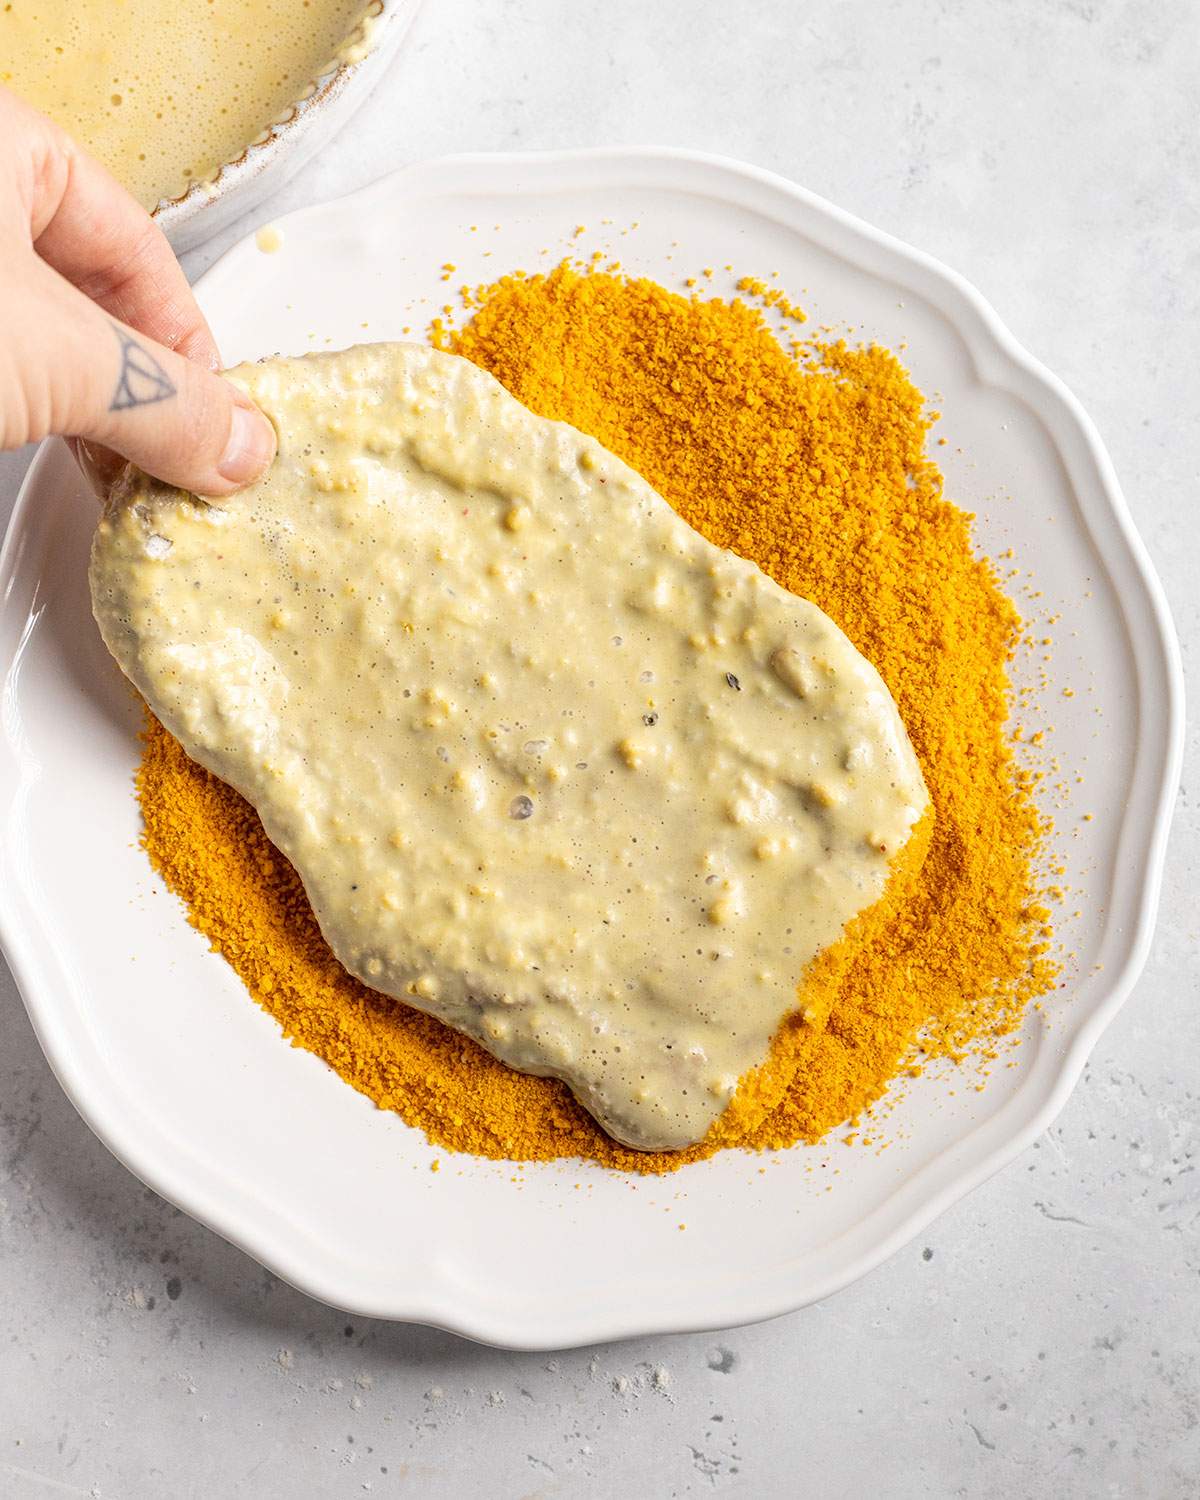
[1,0,373,209]
[90,345,929,1151]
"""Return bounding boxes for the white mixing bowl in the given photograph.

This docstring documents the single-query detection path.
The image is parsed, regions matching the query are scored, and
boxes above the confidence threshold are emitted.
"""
[152,0,422,252]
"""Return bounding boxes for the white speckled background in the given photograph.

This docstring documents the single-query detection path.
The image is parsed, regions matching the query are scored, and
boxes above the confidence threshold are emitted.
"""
[1,1,1197,1494]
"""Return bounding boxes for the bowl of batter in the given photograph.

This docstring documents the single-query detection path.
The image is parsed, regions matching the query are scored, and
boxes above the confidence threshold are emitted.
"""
[1,0,422,251]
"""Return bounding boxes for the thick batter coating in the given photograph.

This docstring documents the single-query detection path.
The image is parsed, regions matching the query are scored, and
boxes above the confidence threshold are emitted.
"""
[90,344,928,1149]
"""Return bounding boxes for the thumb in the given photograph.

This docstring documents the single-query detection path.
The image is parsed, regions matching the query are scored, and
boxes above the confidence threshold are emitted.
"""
[9,257,276,497]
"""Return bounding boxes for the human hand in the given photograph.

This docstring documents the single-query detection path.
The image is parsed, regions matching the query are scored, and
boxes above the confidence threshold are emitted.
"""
[0,87,276,497]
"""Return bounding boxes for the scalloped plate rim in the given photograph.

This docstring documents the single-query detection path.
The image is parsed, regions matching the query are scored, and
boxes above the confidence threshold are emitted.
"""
[0,147,1183,1349]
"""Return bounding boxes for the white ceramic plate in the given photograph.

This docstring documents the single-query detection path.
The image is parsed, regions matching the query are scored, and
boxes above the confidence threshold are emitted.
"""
[0,151,1182,1349]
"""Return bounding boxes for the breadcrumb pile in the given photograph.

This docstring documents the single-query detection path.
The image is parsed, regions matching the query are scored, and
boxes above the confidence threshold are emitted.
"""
[136,263,1055,1173]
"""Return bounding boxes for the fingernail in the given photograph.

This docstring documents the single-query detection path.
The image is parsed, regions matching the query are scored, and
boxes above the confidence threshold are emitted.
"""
[218,404,276,486]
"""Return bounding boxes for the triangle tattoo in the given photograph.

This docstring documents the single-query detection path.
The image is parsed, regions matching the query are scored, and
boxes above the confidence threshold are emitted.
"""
[109,323,177,411]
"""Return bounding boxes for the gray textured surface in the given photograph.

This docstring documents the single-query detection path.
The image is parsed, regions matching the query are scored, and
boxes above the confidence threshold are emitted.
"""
[1,1,1197,1495]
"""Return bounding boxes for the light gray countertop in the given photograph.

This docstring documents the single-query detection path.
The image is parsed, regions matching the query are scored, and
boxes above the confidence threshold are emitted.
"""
[1,1,1197,1495]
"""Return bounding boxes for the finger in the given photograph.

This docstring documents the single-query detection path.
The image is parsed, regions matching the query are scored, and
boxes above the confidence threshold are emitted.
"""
[2,89,220,369]
[9,257,275,496]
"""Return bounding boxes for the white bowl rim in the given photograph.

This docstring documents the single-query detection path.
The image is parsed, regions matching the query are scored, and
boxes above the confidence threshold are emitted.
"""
[150,0,409,240]
[0,147,1185,1348]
